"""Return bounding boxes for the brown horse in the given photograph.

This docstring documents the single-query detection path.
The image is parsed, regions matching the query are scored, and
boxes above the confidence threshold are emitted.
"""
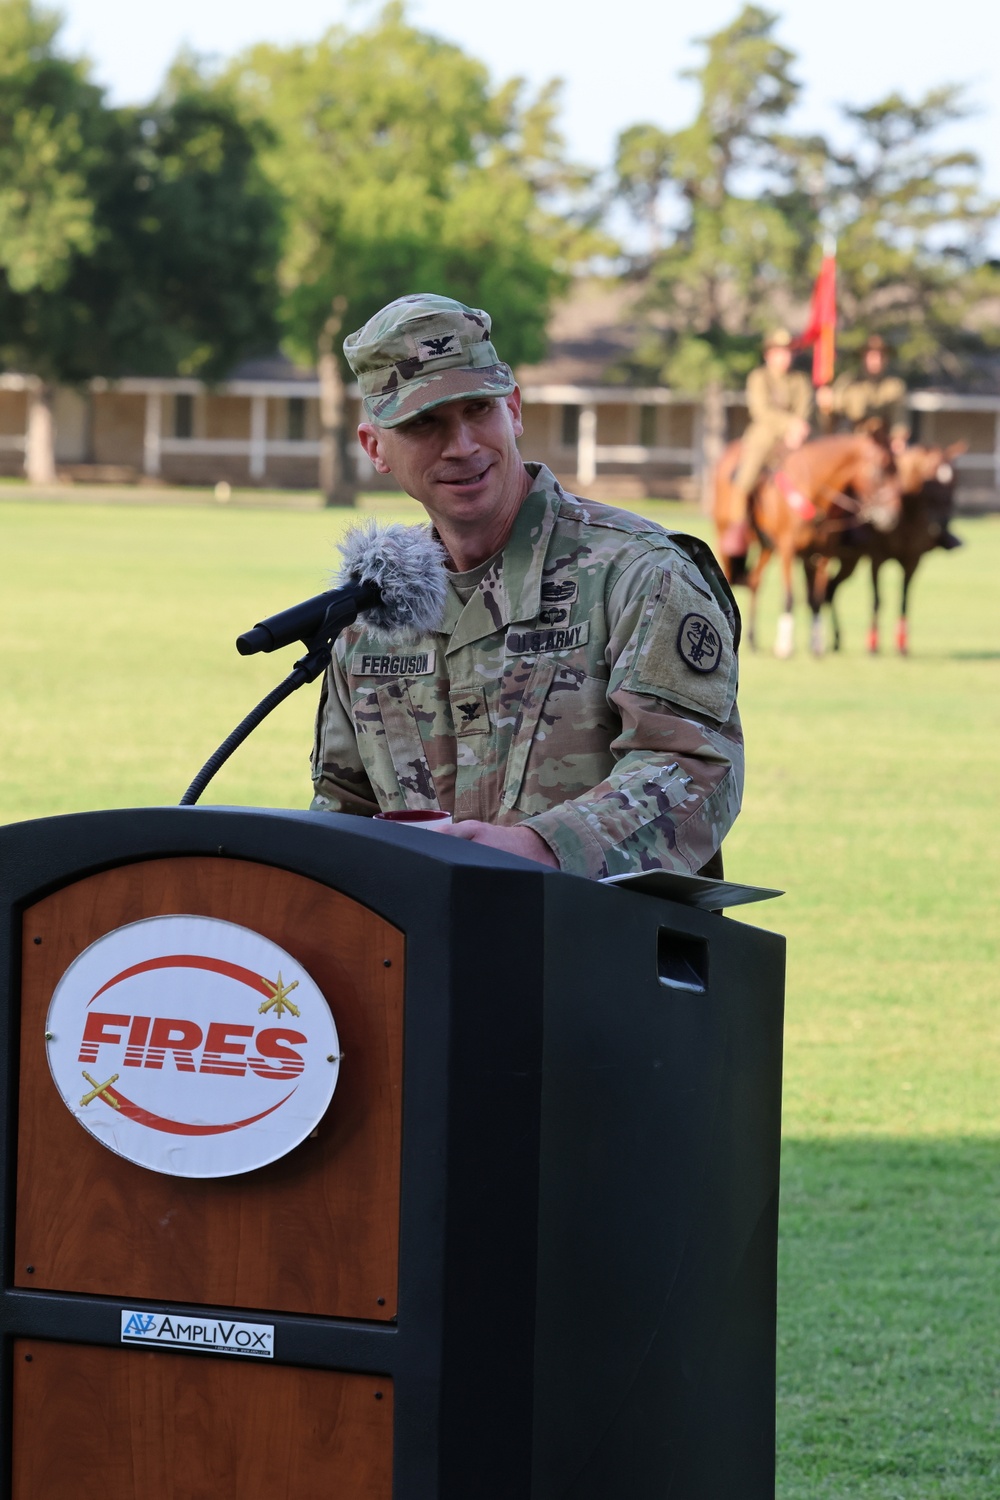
[715,433,902,656]
[823,443,965,654]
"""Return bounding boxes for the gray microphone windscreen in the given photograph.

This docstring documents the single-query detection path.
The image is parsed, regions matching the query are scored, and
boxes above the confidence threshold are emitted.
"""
[336,520,449,641]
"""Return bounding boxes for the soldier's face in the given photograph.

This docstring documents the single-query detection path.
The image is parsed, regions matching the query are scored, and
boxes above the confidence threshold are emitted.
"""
[864,351,885,377]
[765,346,792,376]
[359,391,527,527]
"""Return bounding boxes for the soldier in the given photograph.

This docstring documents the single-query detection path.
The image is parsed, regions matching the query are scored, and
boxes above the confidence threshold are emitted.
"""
[817,334,910,452]
[722,329,813,555]
[310,292,743,879]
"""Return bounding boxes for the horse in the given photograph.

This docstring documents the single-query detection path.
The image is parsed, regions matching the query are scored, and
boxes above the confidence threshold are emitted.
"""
[823,443,965,654]
[714,433,902,657]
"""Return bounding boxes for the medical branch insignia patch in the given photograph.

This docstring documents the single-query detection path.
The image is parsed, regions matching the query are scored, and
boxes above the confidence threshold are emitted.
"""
[677,613,722,674]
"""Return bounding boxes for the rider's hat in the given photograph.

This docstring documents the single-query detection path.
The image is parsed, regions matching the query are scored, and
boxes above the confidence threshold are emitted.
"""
[863,333,888,354]
[763,328,792,349]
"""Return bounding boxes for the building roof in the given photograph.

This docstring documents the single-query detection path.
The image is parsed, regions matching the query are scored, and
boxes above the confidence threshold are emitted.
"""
[227,351,317,384]
[514,278,648,388]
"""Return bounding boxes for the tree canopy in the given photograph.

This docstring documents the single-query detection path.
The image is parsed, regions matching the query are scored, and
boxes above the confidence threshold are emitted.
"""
[0,16,281,387]
[613,5,1000,391]
[219,1,591,374]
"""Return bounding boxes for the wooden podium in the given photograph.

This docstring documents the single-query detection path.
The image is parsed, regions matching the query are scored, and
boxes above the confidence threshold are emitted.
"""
[0,807,784,1499]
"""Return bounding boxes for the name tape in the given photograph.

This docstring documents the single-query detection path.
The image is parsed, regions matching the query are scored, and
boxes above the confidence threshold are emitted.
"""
[505,623,589,655]
[121,1309,274,1359]
[356,650,437,677]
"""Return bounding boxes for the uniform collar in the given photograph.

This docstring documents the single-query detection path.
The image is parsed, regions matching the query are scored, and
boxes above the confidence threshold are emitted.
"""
[440,463,561,654]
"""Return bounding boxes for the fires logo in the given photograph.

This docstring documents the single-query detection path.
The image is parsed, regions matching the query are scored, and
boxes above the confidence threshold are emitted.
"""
[46,916,341,1178]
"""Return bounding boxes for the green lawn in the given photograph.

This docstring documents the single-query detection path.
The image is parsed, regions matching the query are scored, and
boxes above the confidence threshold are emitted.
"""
[1,490,998,1494]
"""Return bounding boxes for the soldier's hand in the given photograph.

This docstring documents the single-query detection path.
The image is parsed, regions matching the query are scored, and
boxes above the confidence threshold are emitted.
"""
[815,386,834,413]
[786,416,810,449]
[440,819,559,867]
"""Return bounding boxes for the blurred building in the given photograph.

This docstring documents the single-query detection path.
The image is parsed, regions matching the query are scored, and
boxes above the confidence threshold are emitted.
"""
[1,283,999,509]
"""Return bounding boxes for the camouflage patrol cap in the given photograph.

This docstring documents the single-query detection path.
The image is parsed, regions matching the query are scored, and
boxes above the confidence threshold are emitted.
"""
[344,293,516,428]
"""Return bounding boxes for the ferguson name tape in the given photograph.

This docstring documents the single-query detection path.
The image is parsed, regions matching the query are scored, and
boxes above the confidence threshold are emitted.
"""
[45,915,341,1178]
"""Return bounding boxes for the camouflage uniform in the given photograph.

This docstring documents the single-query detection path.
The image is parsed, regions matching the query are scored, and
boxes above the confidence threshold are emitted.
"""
[311,462,743,880]
[733,364,814,499]
[829,371,909,442]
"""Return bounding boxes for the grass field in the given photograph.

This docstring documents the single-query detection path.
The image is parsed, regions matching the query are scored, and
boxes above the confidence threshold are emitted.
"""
[2,489,998,1494]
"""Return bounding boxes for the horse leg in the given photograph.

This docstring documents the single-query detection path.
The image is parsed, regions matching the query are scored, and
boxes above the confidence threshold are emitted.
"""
[774,544,795,658]
[745,546,773,652]
[897,557,918,655]
[825,556,860,653]
[868,559,882,654]
[807,556,829,657]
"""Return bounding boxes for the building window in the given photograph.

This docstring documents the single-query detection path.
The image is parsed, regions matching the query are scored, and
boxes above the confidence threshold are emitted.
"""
[639,405,657,448]
[174,393,193,439]
[561,405,580,447]
[287,397,306,441]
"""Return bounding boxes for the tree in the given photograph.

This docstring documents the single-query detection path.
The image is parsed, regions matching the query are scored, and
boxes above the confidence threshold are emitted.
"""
[614,8,1000,404]
[821,88,1000,382]
[0,0,104,479]
[0,5,282,481]
[614,6,810,397]
[221,2,589,504]
[613,123,673,258]
[611,6,813,504]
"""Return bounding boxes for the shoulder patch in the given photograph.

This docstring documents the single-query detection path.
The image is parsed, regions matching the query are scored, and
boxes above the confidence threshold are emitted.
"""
[624,566,737,723]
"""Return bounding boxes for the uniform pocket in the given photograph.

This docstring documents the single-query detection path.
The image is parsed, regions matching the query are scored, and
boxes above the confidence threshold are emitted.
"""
[374,681,440,808]
[311,675,330,779]
[499,657,557,809]
[625,566,737,723]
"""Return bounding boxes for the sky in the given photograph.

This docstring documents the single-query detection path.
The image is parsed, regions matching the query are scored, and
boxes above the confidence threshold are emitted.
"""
[60,0,1000,194]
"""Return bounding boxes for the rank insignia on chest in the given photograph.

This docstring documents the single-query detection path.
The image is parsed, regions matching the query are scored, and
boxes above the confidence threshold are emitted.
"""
[354,649,437,677]
[676,615,722,673]
[505,622,590,655]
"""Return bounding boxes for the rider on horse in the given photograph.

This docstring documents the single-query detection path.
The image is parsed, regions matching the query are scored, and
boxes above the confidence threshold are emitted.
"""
[817,334,909,452]
[818,333,961,551]
[722,329,813,556]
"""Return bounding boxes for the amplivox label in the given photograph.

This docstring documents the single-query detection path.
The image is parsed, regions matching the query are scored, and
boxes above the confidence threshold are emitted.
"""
[121,1309,274,1359]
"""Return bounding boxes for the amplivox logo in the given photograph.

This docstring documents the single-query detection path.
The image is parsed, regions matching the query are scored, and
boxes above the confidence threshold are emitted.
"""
[121,1309,274,1359]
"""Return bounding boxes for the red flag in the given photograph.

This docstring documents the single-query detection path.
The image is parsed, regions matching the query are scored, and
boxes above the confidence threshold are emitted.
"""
[796,250,837,386]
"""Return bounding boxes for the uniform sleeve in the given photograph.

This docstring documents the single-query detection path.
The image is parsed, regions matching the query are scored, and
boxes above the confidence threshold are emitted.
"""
[885,378,910,439]
[828,373,851,414]
[745,368,771,424]
[309,654,381,817]
[791,373,814,422]
[522,550,744,879]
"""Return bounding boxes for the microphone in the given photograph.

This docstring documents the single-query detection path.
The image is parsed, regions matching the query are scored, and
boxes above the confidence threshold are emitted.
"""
[236,521,449,655]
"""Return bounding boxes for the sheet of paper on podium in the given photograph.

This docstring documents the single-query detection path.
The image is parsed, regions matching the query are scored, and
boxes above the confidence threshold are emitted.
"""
[601,869,783,910]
